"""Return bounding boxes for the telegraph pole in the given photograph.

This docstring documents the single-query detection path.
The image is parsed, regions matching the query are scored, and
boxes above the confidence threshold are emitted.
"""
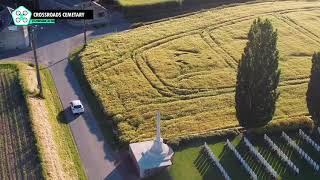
[83,2,87,46]
[30,27,44,98]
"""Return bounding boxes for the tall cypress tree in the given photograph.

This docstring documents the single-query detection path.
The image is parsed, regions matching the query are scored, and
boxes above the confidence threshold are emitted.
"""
[235,18,280,128]
[306,52,320,123]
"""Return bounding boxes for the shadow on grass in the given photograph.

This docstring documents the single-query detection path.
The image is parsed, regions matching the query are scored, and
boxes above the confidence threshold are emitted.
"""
[146,168,172,180]
[218,144,250,180]
[193,148,224,180]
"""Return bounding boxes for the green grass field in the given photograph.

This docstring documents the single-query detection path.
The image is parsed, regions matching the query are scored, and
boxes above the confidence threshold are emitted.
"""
[0,64,43,179]
[77,1,320,143]
[153,132,320,180]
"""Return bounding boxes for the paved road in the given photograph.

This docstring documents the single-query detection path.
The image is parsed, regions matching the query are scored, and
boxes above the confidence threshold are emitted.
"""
[0,12,138,180]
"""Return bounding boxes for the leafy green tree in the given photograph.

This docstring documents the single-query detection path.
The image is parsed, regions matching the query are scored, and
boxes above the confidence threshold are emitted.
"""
[235,18,280,128]
[306,52,320,123]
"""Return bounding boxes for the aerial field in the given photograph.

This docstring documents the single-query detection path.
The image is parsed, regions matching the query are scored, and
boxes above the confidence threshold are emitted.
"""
[118,0,176,6]
[78,1,320,143]
[0,65,43,179]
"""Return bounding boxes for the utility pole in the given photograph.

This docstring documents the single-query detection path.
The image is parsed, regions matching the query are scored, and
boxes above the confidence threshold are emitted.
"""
[30,26,44,98]
[83,2,87,46]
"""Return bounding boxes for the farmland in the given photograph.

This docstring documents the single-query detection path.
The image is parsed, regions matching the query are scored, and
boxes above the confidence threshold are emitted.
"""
[118,0,176,6]
[0,65,43,179]
[77,1,320,144]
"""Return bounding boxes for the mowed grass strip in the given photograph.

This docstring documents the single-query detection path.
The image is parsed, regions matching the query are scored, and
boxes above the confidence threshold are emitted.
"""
[0,65,43,179]
[78,1,320,144]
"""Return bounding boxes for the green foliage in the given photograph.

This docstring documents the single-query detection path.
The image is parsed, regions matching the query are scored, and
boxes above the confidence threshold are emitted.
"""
[248,116,314,135]
[306,52,320,123]
[167,129,240,150]
[235,18,280,128]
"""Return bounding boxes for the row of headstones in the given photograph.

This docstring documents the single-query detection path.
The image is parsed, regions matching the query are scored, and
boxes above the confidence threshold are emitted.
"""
[264,134,299,174]
[243,137,278,178]
[226,139,258,180]
[203,142,231,180]
[282,131,320,171]
[299,129,320,152]
[204,128,320,179]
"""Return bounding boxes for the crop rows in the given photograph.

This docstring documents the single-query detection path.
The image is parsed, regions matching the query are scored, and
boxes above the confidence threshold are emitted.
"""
[80,1,320,143]
[130,7,319,100]
[0,67,42,180]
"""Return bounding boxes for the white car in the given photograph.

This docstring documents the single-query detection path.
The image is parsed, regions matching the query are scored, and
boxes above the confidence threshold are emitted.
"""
[70,100,84,114]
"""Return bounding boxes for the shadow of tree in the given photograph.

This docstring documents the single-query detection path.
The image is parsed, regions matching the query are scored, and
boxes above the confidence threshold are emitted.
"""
[306,52,320,123]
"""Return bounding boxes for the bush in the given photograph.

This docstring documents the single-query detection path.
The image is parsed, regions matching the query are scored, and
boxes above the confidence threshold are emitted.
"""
[166,128,240,150]
[248,116,314,135]
[113,114,125,124]
[166,116,314,150]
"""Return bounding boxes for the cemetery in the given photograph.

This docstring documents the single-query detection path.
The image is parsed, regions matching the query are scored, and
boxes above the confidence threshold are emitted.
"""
[154,128,320,180]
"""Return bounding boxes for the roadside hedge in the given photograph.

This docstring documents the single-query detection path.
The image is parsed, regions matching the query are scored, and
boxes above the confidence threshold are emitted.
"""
[166,116,315,150]
[247,116,315,135]
[166,128,241,150]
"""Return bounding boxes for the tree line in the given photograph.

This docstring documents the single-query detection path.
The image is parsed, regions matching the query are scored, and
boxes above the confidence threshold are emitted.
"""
[235,18,320,128]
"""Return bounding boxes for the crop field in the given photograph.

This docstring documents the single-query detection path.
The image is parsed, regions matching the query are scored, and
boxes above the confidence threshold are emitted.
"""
[118,0,176,6]
[0,65,43,179]
[79,1,320,143]
[154,133,320,180]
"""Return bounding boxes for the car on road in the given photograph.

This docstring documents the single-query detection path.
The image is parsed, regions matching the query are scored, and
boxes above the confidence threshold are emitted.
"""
[70,100,84,114]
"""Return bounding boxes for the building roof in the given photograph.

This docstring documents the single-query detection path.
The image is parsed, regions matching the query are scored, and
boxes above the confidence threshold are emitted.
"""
[0,6,14,32]
[129,140,174,170]
[55,0,91,7]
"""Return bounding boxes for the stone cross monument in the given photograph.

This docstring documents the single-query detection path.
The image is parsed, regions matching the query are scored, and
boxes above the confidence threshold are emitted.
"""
[149,111,167,155]
[156,111,161,143]
[128,111,174,178]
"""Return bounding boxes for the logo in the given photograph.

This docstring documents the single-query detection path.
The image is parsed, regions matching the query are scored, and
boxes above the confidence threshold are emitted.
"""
[11,6,32,26]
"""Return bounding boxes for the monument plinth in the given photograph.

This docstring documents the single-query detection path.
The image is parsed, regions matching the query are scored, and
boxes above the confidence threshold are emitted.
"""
[129,111,174,178]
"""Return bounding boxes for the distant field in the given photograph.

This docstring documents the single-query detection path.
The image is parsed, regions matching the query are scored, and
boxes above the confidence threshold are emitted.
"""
[78,1,320,143]
[118,0,176,6]
[0,65,43,179]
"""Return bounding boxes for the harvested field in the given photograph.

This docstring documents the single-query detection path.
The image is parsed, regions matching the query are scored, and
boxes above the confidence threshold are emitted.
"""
[77,1,320,143]
[0,65,43,179]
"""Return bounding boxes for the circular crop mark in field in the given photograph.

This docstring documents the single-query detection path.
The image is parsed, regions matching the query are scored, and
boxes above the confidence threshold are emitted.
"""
[129,7,320,100]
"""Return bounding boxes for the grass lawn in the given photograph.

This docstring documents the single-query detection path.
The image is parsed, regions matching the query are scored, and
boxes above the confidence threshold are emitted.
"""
[75,1,320,144]
[152,132,320,180]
